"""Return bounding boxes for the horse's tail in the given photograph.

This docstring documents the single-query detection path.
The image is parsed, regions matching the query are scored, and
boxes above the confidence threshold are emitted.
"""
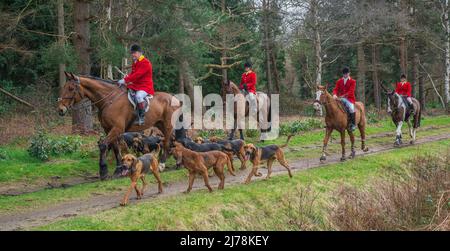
[356,102,367,124]
[280,135,294,149]
[417,103,422,128]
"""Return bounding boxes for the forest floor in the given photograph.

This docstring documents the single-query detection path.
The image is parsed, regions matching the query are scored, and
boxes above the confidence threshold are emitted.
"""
[0,115,449,230]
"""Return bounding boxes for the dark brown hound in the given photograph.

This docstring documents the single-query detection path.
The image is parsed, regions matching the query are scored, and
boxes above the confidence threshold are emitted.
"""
[57,72,181,180]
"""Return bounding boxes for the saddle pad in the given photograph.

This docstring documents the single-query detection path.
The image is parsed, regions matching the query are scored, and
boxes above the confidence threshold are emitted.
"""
[127,91,152,112]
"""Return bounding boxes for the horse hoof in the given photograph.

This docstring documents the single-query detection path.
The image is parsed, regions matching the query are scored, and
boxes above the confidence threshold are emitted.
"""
[340,157,346,162]
[349,152,356,159]
[363,147,369,152]
[410,141,415,145]
[320,156,326,162]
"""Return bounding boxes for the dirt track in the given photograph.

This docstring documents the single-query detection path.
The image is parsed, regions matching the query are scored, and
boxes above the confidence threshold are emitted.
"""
[1,124,447,197]
[0,132,449,231]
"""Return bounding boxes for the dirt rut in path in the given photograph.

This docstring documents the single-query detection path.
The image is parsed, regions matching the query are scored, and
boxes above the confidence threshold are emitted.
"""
[0,133,449,231]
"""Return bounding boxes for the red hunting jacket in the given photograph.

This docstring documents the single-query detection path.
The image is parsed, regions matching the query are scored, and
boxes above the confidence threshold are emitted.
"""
[395,82,412,97]
[239,71,257,94]
[124,55,155,95]
[333,77,357,104]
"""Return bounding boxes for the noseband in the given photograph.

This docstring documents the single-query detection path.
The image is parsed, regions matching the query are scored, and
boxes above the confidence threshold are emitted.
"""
[58,78,82,109]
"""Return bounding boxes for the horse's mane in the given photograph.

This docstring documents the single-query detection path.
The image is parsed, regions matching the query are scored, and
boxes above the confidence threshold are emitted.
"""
[227,80,240,93]
[80,75,117,86]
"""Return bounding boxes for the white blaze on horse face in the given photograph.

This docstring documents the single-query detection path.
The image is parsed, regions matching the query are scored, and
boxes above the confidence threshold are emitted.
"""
[315,90,323,102]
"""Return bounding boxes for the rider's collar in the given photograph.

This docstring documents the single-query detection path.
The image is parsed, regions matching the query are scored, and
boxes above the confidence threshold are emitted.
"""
[138,55,145,62]
[245,70,253,75]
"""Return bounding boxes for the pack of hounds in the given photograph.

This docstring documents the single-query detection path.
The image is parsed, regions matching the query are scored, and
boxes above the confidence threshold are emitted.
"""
[117,128,294,206]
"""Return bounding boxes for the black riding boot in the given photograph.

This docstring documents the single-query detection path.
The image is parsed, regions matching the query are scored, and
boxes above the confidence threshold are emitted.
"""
[349,113,356,132]
[135,102,146,126]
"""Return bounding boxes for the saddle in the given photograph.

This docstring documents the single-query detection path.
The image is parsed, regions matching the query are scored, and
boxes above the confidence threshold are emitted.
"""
[127,90,152,113]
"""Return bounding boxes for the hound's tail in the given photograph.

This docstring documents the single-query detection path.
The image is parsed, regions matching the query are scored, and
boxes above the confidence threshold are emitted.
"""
[226,155,236,176]
[280,135,294,149]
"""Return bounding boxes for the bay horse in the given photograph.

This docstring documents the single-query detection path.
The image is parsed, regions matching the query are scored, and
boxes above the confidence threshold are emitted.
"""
[314,85,369,162]
[57,72,180,180]
[224,81,271,140]
[381,84,421,146]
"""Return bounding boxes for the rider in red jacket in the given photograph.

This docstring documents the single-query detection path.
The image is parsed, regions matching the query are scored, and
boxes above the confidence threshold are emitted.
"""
[118,44,154,125]
[333,67,357,131]
[393,74,413,113]
[239,62,258,114]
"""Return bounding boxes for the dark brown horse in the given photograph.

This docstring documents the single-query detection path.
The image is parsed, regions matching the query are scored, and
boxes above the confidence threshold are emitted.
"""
[381,84,421,146]
[224,81,271,140]
[57,72,180,180]
[314,85,369,162]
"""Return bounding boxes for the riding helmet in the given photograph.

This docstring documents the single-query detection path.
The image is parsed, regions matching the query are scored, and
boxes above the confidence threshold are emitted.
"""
[342,67,350,74]
[400,74,407,79]
[130,44,142,53]
[244,62,253,69]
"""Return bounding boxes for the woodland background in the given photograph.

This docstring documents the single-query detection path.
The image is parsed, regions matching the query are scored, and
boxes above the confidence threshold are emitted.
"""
[1,0,450,134]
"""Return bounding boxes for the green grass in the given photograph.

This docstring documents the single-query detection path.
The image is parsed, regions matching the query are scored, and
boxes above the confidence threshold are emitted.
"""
[35,139,450,231]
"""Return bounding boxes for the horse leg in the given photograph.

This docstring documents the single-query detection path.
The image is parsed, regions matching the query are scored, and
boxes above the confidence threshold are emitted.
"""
[111,141,123,171]
[239,129,245,140]
[229,120,237,140]
[320,127,332,162]
[159,127,172,172]
[339,130,346,162]
[407,120,415,145]
[395,121,403,147]
[98,128,123,180]
[348,131,356,159]
[358,120,369,153]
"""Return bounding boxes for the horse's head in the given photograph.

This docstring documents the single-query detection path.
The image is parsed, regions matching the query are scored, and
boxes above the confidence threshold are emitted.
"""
[57,72,84,116]
[313,85,329,115]
[380,82,397,111]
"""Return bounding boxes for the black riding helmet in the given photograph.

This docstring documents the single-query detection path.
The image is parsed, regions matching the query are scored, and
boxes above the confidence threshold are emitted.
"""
[130,44,143,53]
[342,67,350,75]
[400,74,407,79]
[244,62,253,69]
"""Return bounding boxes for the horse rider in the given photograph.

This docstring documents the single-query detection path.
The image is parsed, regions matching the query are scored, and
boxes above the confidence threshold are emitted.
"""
[333,67,357,132]
[239,62,258,114]
[118,44,155,126]
[391,74,414,114]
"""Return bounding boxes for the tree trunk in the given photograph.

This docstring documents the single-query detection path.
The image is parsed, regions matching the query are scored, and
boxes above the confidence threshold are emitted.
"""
[419,70,425,111]
[220,0,228,100]
[122,0,132,71]
[57,0,65,87]
[371,44,380,110]
[399,36,408,75]
[311,0,322,86]
[73,0,93,134]
[357,41,366,103]
[106,0,113,79]
[263,0,273,95]
[444,0,450,106]
[412,48,419,98]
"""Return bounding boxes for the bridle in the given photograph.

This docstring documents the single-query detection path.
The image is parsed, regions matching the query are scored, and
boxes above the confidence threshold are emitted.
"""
[57,77,83,109]
[58,77,125,111]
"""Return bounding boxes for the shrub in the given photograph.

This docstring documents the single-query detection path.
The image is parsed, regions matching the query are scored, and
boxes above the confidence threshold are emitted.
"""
[197,129,227,139]
[0,148,8,161]
[280,118,322,136]
[28,131,82,161]
[366,109,381,124]
[245,129,260,138]
[328,154,450,231]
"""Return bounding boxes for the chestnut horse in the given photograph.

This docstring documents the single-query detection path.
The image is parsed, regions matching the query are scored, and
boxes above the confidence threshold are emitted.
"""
[314,85,369,162]
[57,72,180,180]
[224,81,271,140]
